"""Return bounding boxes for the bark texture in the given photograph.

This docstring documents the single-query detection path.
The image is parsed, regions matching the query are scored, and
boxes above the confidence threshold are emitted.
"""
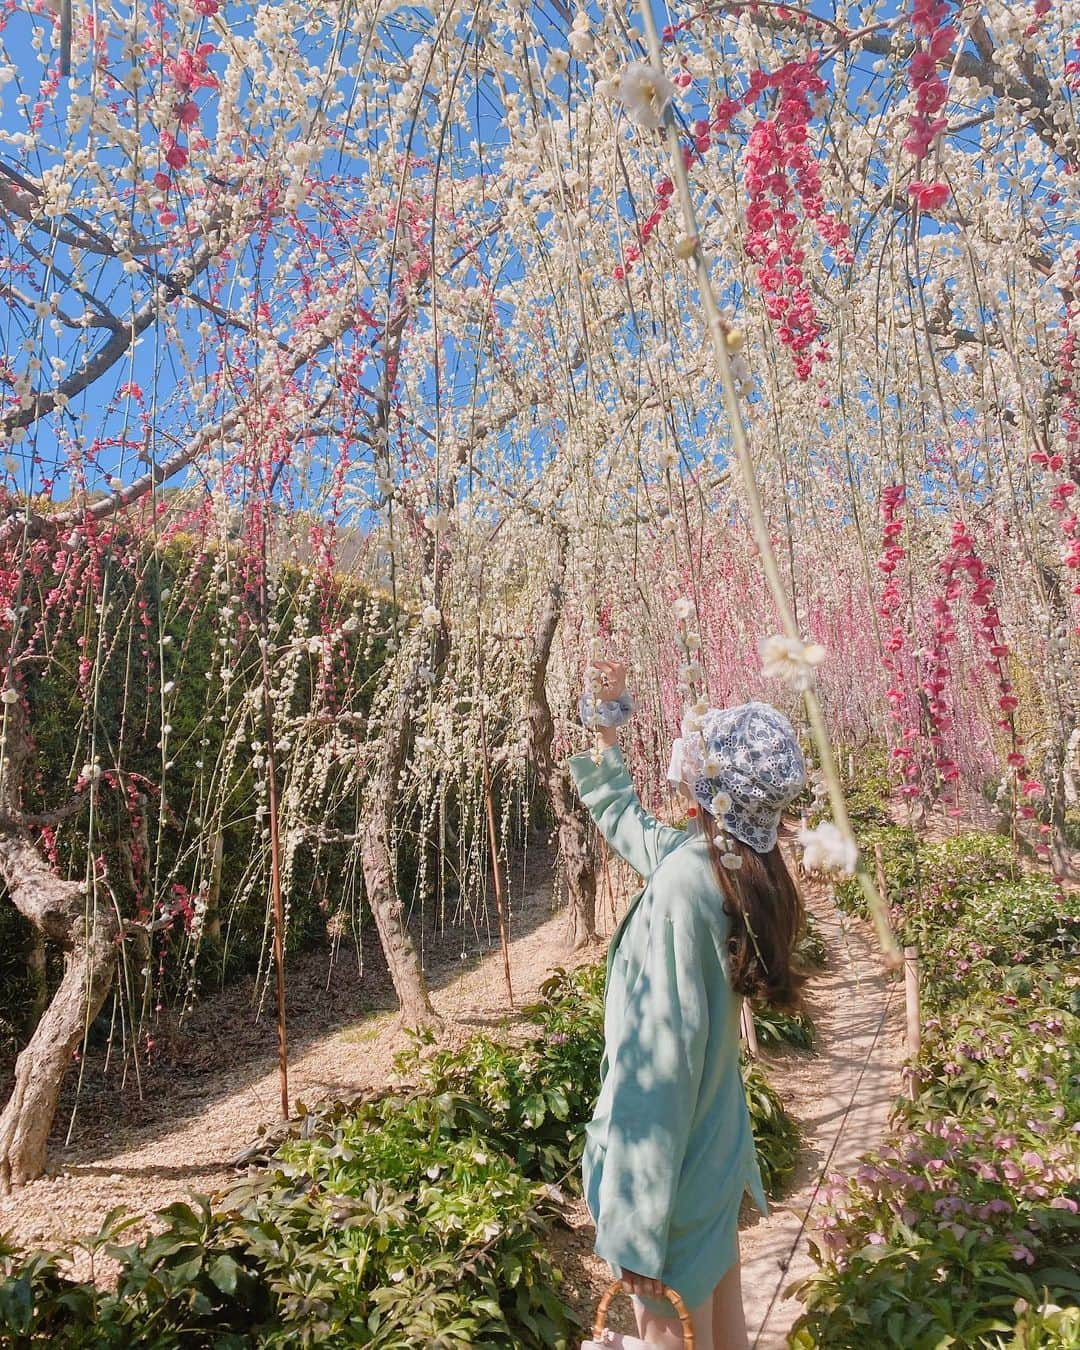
[527,525,598,951]
[0,708,118,1191]
[359,747,439,1029]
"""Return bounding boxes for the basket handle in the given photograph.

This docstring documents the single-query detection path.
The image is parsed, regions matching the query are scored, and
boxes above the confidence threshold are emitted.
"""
[591,1279,695,1349]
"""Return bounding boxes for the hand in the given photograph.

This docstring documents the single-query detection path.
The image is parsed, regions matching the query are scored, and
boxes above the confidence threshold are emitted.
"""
[620,1268,665,1301]
[588,658,627,701]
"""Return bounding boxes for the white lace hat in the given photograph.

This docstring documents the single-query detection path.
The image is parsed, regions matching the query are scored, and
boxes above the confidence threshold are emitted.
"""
[667,701,806,853]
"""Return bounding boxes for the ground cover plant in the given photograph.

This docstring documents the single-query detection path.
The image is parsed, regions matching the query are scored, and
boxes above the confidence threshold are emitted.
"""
[0,961,800,1346]
[792,812,1080,1349]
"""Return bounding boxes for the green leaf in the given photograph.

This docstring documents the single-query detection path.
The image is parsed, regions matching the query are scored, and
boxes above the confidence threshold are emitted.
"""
[208,1253,242,1296]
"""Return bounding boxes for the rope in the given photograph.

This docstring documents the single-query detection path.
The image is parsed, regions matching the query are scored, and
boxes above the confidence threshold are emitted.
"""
[750,945,898,1350]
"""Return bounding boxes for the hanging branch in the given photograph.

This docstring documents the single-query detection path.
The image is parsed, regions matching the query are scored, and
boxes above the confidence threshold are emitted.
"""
[638,0,901,969]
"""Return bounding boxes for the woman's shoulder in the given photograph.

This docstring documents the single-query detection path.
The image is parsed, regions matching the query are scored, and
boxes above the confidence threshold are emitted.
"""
[650,839,728,930]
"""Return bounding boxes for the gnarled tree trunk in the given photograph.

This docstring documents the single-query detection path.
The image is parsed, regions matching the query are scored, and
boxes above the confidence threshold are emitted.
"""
[527,524,597,951]
[359,746,439,1029]
[0,707,118,1191]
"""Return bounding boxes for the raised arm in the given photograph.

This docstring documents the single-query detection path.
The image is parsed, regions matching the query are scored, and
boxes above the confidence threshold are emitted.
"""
[569,743,685,879]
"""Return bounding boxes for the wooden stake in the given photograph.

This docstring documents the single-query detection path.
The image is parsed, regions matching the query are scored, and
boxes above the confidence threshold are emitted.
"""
[740,1002,758,1057]
[261,674,290,1121]
[904,944,921,1099]
[258,526,288,1122]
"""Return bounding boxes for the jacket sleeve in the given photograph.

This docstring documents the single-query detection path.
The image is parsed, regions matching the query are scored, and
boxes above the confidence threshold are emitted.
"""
[591,894,714,1283]
[568,744,685,879]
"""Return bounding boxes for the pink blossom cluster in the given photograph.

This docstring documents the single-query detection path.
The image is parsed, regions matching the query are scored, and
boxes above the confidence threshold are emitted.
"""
[904,0,954,161]
[904,0,955,214]
[739,56,852,380]
[1067,41,1080,89]
[152,41,217,226]
[1025,0,1051,39]
[876,485,923,798]
[939,521,1027,778]
[615,173,679,280]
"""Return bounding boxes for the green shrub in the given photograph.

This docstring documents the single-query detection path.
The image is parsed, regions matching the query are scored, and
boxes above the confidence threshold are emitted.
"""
[0,959,804,1346]
[793,825,1079,1349]
[743,1060,800,1197]
[752,1005,816,1050]
[795,912,828,971]
[834,825,920,916]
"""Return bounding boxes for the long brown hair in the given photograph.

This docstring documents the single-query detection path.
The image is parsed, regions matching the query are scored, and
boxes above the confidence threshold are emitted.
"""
[705,832,807,1012]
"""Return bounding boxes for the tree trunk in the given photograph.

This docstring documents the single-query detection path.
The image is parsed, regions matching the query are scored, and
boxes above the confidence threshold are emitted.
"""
[552,767,597,951]
[0,704,119,1190]
[26,929,47,1028]
[527,524,598,951]
[0,876,116,1191]
[358,753,438,1029]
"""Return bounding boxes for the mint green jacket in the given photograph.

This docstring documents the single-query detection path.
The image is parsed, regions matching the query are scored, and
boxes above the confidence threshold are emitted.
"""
[569,745,768,1306]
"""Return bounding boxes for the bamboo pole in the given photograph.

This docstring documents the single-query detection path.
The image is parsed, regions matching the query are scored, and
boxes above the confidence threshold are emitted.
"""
[637,0,900,972]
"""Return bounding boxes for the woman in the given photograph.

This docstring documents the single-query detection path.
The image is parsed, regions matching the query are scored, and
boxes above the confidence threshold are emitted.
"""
[570,659,808,1350]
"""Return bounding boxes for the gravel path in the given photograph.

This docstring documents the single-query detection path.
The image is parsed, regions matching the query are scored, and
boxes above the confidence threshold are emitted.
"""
[0,850,904,1348]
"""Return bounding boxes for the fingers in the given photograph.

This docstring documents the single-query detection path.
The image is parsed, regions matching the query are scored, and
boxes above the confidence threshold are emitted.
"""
[620,1272,665,1301]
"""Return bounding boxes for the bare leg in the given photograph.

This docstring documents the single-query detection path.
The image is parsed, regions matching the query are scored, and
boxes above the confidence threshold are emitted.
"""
[633,1292,714,1349]
[712,1260,750,1350]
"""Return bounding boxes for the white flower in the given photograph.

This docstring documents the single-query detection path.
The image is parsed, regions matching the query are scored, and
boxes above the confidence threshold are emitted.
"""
[546,49,569,80]
[702,754,721,776]
[657,446,678,470]
[672,596,694,621]
[678,661,703,687]
[414,735,435,755]
[306,635,323,654]
[615,61,676,130]
[684,631,701,651]
[421,604,441,628]
[710,790,732,816]
[1,688,17,704]
[759,634,827,691]
[720,851,743,870]
[798,821,858,876]
[80,763,102,784]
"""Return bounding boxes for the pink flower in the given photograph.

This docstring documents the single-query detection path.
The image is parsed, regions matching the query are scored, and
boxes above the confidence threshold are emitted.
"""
[907,180,950,211]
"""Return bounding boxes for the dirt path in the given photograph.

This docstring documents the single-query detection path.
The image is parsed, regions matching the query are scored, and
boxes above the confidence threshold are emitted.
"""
[0,842,589,1272]
[738,891,905,1347]
[0,857,903,1349]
